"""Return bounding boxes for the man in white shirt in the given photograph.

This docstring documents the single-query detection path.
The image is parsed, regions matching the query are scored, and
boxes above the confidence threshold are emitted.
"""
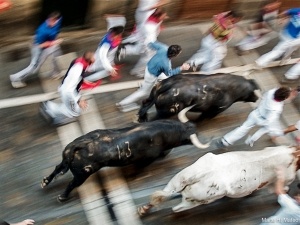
[281,62,300,83]
[260,167,300,225]
[84,16,126,82]
[40,51,95,126]
[122,0,169,45]
[120,8,168,77]
[216,87,296,149]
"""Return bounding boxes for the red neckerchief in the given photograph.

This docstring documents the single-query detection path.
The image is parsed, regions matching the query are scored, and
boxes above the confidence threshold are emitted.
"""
[147,15,164,31]
[108,33,122,49]
[75,57,90,70]
[147,14,161,24]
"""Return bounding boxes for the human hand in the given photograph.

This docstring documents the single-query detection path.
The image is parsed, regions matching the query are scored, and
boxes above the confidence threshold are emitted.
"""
[110,68,118,77]
[181,63,190,71]
[53,38,63,46]
[78,99,88,110]
[289,89,298,100]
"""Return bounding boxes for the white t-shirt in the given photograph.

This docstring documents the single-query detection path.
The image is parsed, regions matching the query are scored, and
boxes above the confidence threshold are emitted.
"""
[257,88,284,123]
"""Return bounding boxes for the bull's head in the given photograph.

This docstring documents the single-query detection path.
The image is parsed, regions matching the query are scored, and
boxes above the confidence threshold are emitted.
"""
[178,104,210,149]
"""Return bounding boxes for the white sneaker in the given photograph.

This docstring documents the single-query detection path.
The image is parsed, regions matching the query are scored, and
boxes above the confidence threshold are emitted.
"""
[11,80,27,88]
[116,103,140,112]
[117,47,126,61]
[245,136,254,147]
[10,74,27,88]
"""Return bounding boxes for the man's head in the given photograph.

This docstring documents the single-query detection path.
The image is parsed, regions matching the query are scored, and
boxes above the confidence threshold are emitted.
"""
[47,11,61,27]
[83,51,95,65]
[224,10,243,24]
[274,87,291,101]
[109,26,124,36]
[167,45,182,58]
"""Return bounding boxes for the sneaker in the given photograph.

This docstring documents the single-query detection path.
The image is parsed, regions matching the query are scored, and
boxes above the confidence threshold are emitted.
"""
[10,79,27,88]
[245,136,254,147]
[117,47,126,61]
[132,114,140,124]
[116,102,140,112]
[280,77,298,84]
[190,61,197,72]
[215,138,227,150]
[10,75,27,88]
[234,46,244,56]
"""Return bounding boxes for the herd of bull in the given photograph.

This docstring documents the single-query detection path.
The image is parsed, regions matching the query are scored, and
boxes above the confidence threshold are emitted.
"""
[40,73,300,216]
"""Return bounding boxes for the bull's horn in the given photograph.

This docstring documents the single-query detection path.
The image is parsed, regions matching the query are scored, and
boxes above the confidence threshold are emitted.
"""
[178,104,196,123]
[190,134,210,149]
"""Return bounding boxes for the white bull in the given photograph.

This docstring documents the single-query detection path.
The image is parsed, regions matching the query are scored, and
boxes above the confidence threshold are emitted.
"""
[138,146,300,215]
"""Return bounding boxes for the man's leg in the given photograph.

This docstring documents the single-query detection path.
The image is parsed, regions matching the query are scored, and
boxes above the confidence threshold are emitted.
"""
[220,111,257,146]
[256,38,289,67]
[282,62,300,83]
[187,34,212,70]
[117,68,156,111]
[201,42,227,73]
[10,45,42,88]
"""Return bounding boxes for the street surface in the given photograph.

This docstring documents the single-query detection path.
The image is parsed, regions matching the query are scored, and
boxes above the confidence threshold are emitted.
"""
[0,21,300,225]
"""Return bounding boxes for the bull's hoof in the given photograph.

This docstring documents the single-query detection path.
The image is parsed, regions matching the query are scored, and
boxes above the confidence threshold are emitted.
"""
[57,194,69,203]
[41,177,49,188]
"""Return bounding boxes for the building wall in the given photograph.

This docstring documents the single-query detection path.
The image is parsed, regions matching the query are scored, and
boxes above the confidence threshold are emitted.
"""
[0,0,299,45]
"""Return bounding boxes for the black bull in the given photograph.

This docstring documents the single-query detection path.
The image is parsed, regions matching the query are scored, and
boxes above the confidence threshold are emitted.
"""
[138,74,260,122]
[41,120,209,202]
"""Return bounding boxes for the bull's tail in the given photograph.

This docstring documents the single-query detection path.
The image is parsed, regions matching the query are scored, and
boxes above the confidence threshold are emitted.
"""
[63,144,80,165]
[149,190,172,206]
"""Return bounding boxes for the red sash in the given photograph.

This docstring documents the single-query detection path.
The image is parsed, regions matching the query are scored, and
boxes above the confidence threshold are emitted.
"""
[0,0,12,13]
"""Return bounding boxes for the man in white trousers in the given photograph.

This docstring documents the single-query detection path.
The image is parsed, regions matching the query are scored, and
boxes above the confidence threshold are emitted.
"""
[40,51,95,126]
[256,8,300,67]
[10,11,63,88]
[116,41,190,112]
[84,15,126,82]
[119,8,168,77]
[187,11,242,73]
[122,0,169,45]
[216,87,297,149]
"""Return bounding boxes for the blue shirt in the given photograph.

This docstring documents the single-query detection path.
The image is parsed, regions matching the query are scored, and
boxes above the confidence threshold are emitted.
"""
[284,8,300,38]
[147,41,181,77]
[34,17,62,44]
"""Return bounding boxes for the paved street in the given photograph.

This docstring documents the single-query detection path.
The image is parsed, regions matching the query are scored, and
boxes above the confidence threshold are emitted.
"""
[0,20,300,225]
